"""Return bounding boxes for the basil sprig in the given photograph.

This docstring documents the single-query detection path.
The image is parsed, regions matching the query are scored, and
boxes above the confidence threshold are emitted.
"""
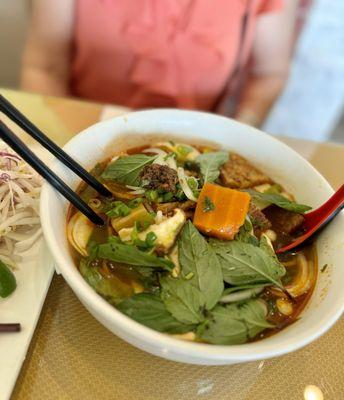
[101,154,157,186]
[210,239,285,287]
[160,276,206,324]
[93,241,174,271]
[197,299,273,345]
[117,293,194,334]
[178,221,223,309]
[0,260,16,298]
[195,151,228,183]
[248,190,312,214]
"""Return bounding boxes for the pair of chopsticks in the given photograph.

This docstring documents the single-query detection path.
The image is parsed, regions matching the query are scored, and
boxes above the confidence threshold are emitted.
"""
[0,94,111,226]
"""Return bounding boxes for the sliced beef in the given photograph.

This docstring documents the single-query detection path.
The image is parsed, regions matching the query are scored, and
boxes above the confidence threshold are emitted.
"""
[140,164,178,193]
[156,200,196,215]
[263,205,305,235]
[220,153,271,189]
[248,202,271,236]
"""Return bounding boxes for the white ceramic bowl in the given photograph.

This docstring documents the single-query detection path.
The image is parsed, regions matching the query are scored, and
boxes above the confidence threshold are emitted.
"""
[40,109,344,365]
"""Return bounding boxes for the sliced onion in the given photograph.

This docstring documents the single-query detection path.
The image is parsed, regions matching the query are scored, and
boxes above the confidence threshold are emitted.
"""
[177,167,198,202]
[220,287,265,303]
[130,189,146,195]
[285,253,311,297]
[165,155,178,171]
[125,185,142,190]
[125,185,146,195]
[142,148,167,156]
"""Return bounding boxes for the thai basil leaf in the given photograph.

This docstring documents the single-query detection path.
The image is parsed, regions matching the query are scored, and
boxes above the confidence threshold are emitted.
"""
[160,276,206,324]
[79,163,106,203]
[79,259,132,305]
[101,154,157,186]
[195,151,229,183]
[222,283,270,296]
[117,293,194,334]
[0,260,16,298]
[235,218,259,246]
[95,242,174,271]
[248,190,312,214]
[259,235,278,259]
[197,299,273,345]
[210,240,285,287]
[178,221,223,309]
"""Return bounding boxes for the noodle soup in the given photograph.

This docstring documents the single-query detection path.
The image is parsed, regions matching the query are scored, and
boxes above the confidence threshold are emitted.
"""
[67,141,317,345]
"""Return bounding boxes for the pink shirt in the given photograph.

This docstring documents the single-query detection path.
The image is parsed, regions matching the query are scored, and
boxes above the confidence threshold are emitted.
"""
[71,0,282,110]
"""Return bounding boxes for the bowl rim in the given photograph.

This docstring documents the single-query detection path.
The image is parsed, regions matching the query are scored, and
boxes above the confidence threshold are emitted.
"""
[40,108,344,363]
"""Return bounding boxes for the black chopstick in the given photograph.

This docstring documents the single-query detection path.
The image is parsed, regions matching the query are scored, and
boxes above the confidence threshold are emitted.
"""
[0,121,104,226]
[0,94,111,197]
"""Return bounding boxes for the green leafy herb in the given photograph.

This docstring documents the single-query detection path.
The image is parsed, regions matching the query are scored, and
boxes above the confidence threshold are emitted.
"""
[250,216,265,229]
[197,299,273,345]
[264,184,283,194]
[160,277,206,324]
[101,154,157,186]
[95,242,174,271]
[145,190,159,202]
[128,197,143,208]
[222,283,270,296]
[131,230,157,251]
[79,259,132,305]
[176,144,192,158]
[184,160,199,172]
[210,240,285,287]
[203,196,215,213]
[321,264,328,273]
[259,235,278,259]
[195,151,229,183]
[79,163,106,203]
[117,293,194,333]
[187,177,200,198]
[248,190,312,214]
[178,221,223,309]
[175,184,187,201]
[106,201,131,218]
[235,218,259,246]
[162,192,174,202]
[0,260,16,298]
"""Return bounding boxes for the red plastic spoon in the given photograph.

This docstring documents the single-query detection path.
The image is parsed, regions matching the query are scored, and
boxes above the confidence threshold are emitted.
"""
[277,184,344,253]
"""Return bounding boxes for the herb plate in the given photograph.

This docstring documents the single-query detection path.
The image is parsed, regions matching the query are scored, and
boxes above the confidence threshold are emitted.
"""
[0,144,55,400]
[0,240,54,400]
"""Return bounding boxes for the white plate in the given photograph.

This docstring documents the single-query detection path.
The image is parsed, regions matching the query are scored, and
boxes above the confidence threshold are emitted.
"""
[0,143,55,400]
[0,239,54,400]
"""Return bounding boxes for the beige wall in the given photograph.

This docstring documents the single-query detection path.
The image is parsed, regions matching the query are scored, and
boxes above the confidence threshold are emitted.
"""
[0,0,29,88]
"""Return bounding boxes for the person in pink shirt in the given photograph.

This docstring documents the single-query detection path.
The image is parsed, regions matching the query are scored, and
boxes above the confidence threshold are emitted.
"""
[21,0,297,126]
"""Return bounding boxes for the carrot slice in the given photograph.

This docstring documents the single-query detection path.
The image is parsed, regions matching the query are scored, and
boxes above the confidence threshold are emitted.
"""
[194,183,251,240]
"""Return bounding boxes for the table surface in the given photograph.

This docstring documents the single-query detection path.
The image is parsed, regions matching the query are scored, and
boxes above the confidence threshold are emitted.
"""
[1,88,343,400]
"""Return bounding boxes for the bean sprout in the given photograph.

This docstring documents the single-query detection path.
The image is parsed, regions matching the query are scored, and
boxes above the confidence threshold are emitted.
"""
[0,141,42,266]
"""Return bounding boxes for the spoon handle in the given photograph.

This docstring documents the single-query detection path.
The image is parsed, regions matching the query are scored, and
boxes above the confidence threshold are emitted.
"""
[304,184,344,229]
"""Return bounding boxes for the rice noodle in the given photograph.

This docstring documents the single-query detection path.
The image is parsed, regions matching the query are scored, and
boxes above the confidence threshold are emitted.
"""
[0,141,42,266]
[177,167,198,202]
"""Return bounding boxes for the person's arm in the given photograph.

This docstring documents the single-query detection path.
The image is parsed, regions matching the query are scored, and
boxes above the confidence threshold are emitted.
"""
[234,1,298,127]
[20,0,75,96]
